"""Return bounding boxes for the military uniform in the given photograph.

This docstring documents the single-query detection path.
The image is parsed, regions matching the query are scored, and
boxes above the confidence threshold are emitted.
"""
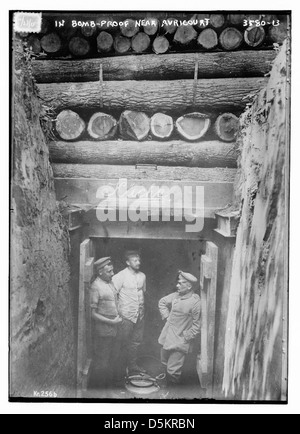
[90,258,120,389]
[158,272,201,384]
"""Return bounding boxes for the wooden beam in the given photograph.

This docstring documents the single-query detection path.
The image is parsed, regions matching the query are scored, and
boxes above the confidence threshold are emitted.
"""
[53,178,234,216]
[52,164,237,182]
[37,77,268,112]
[49,140,238,168]
[32,51,276,82]
[83,211,218,240]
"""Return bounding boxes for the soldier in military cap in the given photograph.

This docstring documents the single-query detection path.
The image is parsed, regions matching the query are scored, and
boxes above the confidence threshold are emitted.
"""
[112,249,147,377]
[89,257,122,391]
[158,270,201,388]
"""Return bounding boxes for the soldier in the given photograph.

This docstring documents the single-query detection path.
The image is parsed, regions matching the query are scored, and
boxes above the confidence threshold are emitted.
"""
[158,270,201,388]
[112,250,146,377]
[89,257,122,391]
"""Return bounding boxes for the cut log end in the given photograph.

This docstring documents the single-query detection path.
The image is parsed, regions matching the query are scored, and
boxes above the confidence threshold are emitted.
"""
[87,113,117,140]
[120,19,139,38]
[131,33,151,53]
[153,36,170,54]
[40,33,62,54]
[209,14,226,29]
[197,29,218,50]
[162,18,178,35]
[81,25,97,38]
[114,35,131,54]
[143,18,159,35]
[97,31,114,53]
[193,14,210,30]
[227,14,246,26]
[176,113,211,141]
[96,16,118,32]
[244,26,265,48]
[69,37,90,57]
[56,110,85,141]
[219,27,243,50]
[268,23,287,44]
[150,113,174,139]
[27,35,41,54]
[119,110,150,141]
[214,113,239,142]
[174,25,198,45]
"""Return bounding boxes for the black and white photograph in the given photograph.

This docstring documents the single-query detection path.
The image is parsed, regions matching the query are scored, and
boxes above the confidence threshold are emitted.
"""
[8,7,292,407]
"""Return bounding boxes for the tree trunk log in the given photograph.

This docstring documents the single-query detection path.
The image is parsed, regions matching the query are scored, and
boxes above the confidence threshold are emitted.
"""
[131,33,151,53]
[49,140,238,168]
[176,113,211,141]
[143,18,159,35]
[69,37,90,57]
[96,16,119,33]
[37,77,268,113]
[119,111,150,141]
[161,18,178,34]
[57,25,77,40]
[97,31,114,53]
[114,35,131,54]
[268,23,287,44]
[209,14,226,29]
[214,113,239,142]
[227,14,246,26]
[150,113,174,139]
[120,19,139,38]
[55,110,86,140]
[27,35,41,54]
[244,26,265,48]
[197,29,218,49]
[87,113,117,140]
[174,25,198,45]
[192,14,210,30]
[81,25,97,38]
[52,164,237,182]
[40,33,62,53]
[219,27,243,50]
[152,36,169,54]
[32,51,276,82]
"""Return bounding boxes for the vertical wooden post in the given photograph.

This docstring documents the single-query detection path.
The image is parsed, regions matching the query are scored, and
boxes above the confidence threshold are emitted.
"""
[77,238,94,398]
[198,241,218,398]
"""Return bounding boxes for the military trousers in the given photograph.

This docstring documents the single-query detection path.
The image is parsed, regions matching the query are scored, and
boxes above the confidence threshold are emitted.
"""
[161,348,186,384]
[115,315,144,379]
[90,334,121,390]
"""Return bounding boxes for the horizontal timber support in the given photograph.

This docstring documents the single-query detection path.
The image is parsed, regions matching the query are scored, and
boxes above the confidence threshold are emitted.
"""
[32,51,276,82]
[54,177,234,219]
[52,164,237,182]
[49,140,238,168]
[37,77,268,113]
[84,211,218,240]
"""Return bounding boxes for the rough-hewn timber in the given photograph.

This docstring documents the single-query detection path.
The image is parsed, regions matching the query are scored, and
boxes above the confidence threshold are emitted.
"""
[37,77,268,112]
[32,51,276,82]
[49,140,238,168]
[52,164,237,182]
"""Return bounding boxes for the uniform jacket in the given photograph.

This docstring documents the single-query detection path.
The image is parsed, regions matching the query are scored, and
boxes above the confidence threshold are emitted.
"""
[90,277,119,337]
[112,267,146,324]
[158,291,201,354]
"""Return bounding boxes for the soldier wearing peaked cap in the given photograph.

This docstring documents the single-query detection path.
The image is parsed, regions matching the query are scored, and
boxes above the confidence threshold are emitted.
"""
[89,256,122,391]
[158,270,201,387]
